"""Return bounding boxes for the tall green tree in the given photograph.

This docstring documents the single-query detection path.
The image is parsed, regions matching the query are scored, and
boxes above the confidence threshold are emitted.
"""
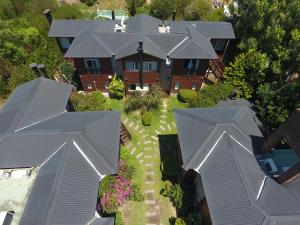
[149,0,174,20]
[226,0,300,130]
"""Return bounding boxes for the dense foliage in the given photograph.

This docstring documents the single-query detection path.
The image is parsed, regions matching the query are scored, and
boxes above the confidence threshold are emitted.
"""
[70,91,106,111]
[224,0,300,130]
[161,181,183,208]
[190,83,234,108]
[142,111,153,126]
[177,89,197,105]
[126,0,145,16]
[98,158,144,214]
[59,61,77,86]
[124,84,163,113]
[0,0,84,97]
[80,0,97,6]
[149,0,174,20]
[108,75,125,99]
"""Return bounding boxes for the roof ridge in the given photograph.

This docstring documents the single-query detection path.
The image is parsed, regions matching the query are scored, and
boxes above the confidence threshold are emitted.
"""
[93,33,113,55]
[41,143,70,225]
[77,134,116,174]
[6,78,42,133]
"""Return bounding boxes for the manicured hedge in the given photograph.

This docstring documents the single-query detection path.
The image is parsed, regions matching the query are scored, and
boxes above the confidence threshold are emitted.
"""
[177,89,197,104]
[142,111,153,126]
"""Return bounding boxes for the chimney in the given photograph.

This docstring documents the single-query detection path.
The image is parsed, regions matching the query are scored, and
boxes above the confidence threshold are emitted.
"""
[37,64,47,78]
[136,41,144,89]
[112,10,115,20]
[43,9,52,25]
[172,10,176,21]
[29,63,40,78]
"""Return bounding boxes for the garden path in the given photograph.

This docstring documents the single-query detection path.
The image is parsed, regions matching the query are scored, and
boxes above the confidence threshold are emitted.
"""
[121,98,177,225]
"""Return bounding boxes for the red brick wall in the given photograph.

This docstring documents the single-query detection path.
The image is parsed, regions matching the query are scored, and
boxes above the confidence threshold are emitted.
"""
[74,58,113,92]
[170,75,203,93]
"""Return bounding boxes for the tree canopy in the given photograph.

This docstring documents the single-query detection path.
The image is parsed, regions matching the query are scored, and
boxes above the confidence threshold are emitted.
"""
[224,0,300,130]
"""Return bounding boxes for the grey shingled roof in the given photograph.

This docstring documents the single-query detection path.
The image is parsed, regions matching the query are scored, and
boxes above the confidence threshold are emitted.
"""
[49,14,234,60]
[0,78,120,224]
[175,107,300,225]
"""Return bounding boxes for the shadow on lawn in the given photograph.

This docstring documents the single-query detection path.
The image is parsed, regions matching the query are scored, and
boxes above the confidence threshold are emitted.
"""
[158,134,178,183]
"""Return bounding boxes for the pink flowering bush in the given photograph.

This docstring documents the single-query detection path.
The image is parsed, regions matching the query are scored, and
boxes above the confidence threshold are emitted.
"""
[99,159,144,214]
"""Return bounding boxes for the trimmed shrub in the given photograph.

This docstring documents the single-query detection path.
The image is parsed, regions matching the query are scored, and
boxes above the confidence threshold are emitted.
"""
[124,84,163,113]
[161,181,183,208]
[142,111,153,126]
[175,218,186,225]
[70,91,106,111]
[177,89,197,104]
[108,75,125,99]
[189,83,234,108]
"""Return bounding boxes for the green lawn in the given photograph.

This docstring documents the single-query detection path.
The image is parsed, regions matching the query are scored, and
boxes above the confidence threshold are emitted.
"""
[118,97,187,225]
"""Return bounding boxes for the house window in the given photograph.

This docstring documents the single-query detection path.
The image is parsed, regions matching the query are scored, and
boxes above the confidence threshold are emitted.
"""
[143,61,157,71]
[192,83,197,90]
[59,37,71,49]
[128,84,136,91]
[87,83,93,90]
[214,40,226,51]
[84,58,100,74]
[105,81,109,89]
[184,59,199,75]
[125,61,138,71]
[175,82,180,90]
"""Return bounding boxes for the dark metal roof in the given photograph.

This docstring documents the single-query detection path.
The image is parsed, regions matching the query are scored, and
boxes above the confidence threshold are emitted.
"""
[49,14,234,60]
[0,78,120,224]
[19,143,100,225]
[175,107,300,225]
[90,218,115,225]
[174,107,264,170]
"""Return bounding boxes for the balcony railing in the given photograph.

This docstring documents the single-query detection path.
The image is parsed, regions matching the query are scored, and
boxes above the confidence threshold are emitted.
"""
[86,67,101,74]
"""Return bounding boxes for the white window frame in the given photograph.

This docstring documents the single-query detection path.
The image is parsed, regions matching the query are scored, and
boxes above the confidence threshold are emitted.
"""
[84,58,100,74]
[214,39,226,51]
[125,61,138,71]
[175,82,180,90]
[143,61,157,72]
[192,83,197,90]
[59,37,71,49]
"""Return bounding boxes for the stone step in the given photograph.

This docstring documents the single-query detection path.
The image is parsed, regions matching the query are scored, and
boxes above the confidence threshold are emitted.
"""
[145,200,155,205]
[159,126,166,131]
[145,171,154,176]
[146,211,157,217]
[167,124,172,131]
[129,122,134,127]
[144,147,153,151]
[154,130,160,135]
[134,125,140,131]
[144,140,152,145]
[139,129,145,134]
[130,147,137,155]
[145,189,155,193]
[139,159,144,164]
[160,120,167,124]
[144,155,153,159]
[136,152,143,159]
[160,115,167,118]
[151,136,158,141]
[145,163,154,167]
[145,180,154,184]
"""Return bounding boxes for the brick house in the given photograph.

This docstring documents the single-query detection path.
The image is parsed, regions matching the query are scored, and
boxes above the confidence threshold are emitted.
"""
[45,11,235,94]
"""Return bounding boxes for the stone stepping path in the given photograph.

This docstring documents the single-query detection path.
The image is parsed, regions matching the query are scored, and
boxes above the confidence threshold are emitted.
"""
[160,115,167,118]
[172,121,176,127]
[139,129,145,134]
[129,121,134,127]
[134,125,140,131]
[145,163,154,167]
[167,124,172,131]
[151,136,158,141]
[130,147,136,155]
[145,155,153,159]
[123,118,128,124]
[136,152,144,159]
[144,140,152,145]
[139,159,144,164]
[159,125,166,131]
[145,171,154,176]
[160,120,167,124]
[154,130,160,135]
